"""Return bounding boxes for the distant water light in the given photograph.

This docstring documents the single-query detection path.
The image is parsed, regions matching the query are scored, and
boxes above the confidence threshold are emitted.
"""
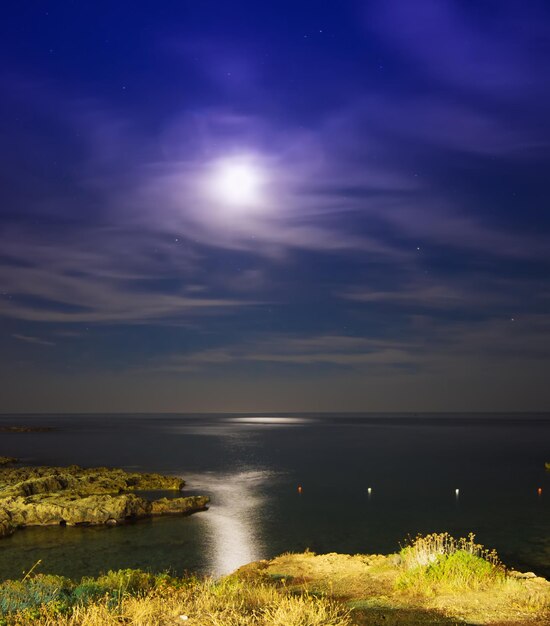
[229,416,313,425]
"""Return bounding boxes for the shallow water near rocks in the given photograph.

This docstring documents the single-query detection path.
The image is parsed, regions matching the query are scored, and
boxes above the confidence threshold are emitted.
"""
[0,413,548,580]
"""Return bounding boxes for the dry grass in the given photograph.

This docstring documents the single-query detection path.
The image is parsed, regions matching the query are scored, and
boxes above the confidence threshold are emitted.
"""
[0,577,351,626]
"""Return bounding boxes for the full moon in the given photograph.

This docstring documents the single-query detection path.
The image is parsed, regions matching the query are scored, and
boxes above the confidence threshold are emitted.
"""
[210,157,264,208]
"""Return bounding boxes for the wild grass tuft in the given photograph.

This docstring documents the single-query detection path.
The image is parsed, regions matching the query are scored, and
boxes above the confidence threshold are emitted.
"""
[0,575,72,615]
[399,532,501,569]
[396,533,505,594]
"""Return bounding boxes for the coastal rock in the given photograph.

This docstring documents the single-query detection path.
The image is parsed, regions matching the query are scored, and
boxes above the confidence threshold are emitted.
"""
[0,509,15,537]
[3,493,152,527]
[0,426,55,433]
[0,464,208,537]
[0,465,185,498]
[151,496,210,515]
[1,474,78,497]
[0,457,18,466]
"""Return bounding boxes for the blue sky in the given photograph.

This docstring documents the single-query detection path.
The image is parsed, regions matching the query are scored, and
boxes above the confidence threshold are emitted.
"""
[1,0,549,412]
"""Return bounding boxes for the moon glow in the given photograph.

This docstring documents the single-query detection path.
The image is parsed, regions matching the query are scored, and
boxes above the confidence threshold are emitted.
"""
[210,157,265,208]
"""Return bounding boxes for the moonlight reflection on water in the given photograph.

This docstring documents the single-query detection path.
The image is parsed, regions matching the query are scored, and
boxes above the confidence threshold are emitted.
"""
[187,470,271,576]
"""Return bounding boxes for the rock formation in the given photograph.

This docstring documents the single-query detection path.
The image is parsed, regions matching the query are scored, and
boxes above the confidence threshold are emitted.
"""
[0,464,209,538]
[0,457,18,466]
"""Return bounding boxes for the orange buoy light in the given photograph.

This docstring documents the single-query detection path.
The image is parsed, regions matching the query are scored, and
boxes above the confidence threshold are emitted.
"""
[538,487,543,495]
[298,485,302,494]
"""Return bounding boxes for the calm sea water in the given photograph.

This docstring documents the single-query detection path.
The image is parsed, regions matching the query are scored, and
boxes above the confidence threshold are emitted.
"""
[0,413,548,581]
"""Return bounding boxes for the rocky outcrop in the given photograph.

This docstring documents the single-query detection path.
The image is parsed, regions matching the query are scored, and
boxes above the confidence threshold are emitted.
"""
[0,426,55,433]
[3,493,152,527]
[0,508,15,538]
[151,495,209,515]
[0,465,185,498]
[0,464,209,537]
[0,457,18,466]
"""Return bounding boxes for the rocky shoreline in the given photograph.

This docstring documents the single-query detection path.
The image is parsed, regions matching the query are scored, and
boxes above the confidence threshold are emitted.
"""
[0,460,209,538]
[0,457,18,466]
[0,426,56,433]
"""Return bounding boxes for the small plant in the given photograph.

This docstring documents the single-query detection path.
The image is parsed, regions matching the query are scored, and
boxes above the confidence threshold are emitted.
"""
[396,533,505,593]
[399,532,501,569]
[91,568,157,595]
[0,574,72,614]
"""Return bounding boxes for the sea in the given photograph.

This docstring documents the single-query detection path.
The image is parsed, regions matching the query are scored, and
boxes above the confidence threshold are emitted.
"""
[0,413,548,581]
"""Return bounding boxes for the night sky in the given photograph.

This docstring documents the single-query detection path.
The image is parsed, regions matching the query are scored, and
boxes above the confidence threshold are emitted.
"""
[1,1,549,413]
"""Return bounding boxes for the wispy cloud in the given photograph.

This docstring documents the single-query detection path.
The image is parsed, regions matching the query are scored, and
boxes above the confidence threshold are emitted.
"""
[155,334,420,372]
[365,0,549,100]
[148,312,550,377]
[340,272,549,313]
[0,225,254,323]
[342,283,467,309]
[12,333,55,347]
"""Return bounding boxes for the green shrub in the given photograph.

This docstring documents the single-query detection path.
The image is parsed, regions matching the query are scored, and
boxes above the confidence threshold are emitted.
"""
[0,574,72,614]
[0,569,168,617]
[396,533,505,593]
[90,568,157,595]
[71,581,108,605]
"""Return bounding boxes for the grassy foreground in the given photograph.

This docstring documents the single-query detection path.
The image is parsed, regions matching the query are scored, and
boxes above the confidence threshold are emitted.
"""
[0,534,548,625]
